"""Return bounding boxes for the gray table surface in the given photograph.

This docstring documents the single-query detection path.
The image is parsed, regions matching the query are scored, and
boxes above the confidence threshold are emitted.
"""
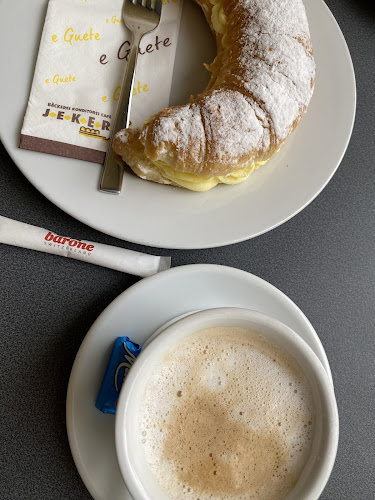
[1,0,374,498]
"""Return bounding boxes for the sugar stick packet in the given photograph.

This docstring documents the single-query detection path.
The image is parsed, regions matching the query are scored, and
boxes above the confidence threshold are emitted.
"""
[0,215,171,277]
[19,0,183,164]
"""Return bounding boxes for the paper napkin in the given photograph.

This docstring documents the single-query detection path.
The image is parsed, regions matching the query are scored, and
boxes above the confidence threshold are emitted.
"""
[19,0,183,164]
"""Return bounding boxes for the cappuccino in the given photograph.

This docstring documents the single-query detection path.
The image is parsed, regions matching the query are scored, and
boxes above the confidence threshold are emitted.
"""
[139,327,314,499]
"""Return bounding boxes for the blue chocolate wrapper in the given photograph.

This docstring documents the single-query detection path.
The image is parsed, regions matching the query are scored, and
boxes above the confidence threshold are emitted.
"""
[95,336,142,414]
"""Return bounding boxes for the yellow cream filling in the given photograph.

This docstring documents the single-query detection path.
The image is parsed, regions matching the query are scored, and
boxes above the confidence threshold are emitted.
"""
[211,2,226,34]
[209,0,227,35]
[151,159,268,192]
[209,0,228,46]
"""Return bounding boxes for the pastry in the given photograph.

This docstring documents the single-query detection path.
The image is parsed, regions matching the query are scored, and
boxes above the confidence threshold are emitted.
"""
[113,0,315,191]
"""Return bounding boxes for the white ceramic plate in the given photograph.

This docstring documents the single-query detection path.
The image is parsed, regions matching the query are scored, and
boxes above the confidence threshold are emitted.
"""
[0,0,356,249]
[66,264,333,500]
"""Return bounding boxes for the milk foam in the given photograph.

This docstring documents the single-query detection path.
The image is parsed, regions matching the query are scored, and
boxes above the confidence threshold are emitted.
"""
[139,327,314,500]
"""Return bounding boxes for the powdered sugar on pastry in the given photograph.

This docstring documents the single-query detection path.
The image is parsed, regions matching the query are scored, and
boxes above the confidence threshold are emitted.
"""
[147,90,265,175]
[113,0,315,188]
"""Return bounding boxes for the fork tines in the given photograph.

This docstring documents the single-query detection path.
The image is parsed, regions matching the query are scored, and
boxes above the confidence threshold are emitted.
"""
[135,0,162,15]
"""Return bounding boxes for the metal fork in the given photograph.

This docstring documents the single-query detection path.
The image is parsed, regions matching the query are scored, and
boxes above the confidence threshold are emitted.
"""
[100,0,162,194]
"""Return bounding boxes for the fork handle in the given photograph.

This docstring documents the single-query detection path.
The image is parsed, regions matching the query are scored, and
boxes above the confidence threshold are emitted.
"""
[100,32,143,194]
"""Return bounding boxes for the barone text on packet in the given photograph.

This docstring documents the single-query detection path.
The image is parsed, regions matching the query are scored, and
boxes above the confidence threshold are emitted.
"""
[19,0,183,164]
[0,215,171,277]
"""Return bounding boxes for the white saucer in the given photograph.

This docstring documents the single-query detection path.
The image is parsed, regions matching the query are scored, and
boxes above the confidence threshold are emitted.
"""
[66,264,333,500]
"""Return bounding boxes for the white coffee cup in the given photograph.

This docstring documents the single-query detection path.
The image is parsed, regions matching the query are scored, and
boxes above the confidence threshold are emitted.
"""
[115,308,339,500]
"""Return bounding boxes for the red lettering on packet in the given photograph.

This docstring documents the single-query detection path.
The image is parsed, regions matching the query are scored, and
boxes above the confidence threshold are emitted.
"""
[44,231,95,252]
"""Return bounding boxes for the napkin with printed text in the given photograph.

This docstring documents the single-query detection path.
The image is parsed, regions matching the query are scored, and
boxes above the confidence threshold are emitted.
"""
[19,0,183,164]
